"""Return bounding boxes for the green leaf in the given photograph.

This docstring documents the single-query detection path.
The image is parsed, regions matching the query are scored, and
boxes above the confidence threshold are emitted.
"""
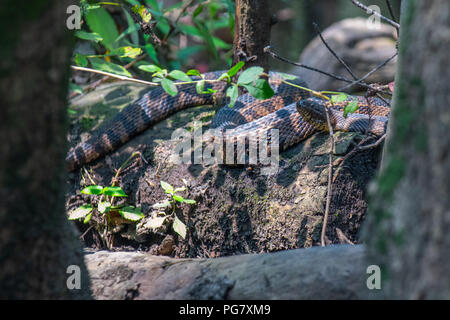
[83,212,93,224]
[145,216,166,229]
[144,43,159,63]
[277,72,298,81]
[227,61,245,77]
[186,69,201,77]
[237,66,264,85]
[69,83,83,94]
[173,194,184,202]
[68,204,93,220]
[118,206,144,222]
[331,93,348,104]
[173,215,187,239]
[161,78,178,97]
[196,80,205,94]
[226,85,239,108]
[74,54,88,67]
[102,186,128,197]
[183,199,196,205]
[81,185,104,195]
[174,187,187,193]
[160,181,174,194]
[152,200,171,209]
[138,64,162,73]
[98,201,111,214]
[242,79,274,100]
[193,4,204,17]
[343,101,359,118]
[131,4,152,23]
[84,7,119,50]
[89,58,132,77]
[168,70,191,82]
[74,30,103,42]
[109,46,142,59]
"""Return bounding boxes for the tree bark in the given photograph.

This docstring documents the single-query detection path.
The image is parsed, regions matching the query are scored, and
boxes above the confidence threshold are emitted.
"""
[232,0,271,72]
[0,1,91,299]
[364,0,450,299]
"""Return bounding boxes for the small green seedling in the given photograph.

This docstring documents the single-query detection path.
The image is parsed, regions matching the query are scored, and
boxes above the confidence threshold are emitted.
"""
[150,180,196,239]
[68,185,144,249]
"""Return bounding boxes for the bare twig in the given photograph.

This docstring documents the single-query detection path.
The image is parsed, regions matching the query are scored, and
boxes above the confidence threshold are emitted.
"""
[321,104,335,247]
[70,65,159,87]
[385,0,398,23]
[69,53,149,99]
[264,46,392,96]
[313,22,359,81]
[338,52,398,91]
[350,0,400,30]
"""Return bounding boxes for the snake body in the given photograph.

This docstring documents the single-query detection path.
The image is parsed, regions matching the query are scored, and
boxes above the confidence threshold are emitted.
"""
[66,71,390,171]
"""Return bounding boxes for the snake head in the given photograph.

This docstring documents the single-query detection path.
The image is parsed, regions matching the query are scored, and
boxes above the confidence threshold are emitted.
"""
[296,98,331,131]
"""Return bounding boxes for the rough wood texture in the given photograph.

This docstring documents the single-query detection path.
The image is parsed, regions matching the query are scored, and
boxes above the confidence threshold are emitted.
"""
[233,0,271,71]
[85,245,374,300]
[0,1,91,299]
[364,0,450,298]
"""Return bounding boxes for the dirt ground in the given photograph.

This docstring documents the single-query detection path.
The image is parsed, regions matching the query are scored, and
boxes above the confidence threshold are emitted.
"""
[66,81,383,258]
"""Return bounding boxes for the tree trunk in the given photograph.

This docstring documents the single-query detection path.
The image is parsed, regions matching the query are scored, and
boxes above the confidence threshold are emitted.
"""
[0,1,91,299]
[232,0,271,72]
[364,0,450,299]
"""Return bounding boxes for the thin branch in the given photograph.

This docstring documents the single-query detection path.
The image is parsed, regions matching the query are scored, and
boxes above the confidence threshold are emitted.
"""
[69,53,149,99]
[385,0,397,23]
[70,65,159,86]
[321,104,335,247]
[264,46,355,84]
[350,0,400,30]
[264,46,392,96]
[338,52,398,91]
[313,22,358,81]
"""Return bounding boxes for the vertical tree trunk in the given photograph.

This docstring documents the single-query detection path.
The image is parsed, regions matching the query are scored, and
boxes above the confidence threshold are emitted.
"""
[0,1,91,299]
[364,0,450,299]
[232,0,271,72]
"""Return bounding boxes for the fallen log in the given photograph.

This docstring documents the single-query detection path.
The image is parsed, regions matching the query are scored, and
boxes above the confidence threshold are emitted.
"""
[85,244,380,299]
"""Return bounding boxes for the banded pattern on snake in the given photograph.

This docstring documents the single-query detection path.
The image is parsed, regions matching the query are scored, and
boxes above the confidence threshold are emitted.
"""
[66,71,390,171]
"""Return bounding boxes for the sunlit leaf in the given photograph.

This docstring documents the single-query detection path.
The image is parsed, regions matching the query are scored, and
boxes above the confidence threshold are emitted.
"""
[98,201,111,214]
[89,58,132,77]
[242,79,274,100]
[343,101,359,118]
[102,186,128,197]
[74,53,88,67]
[75,30,103,42]
[173,215,187,239]
[145,216,166,229]
[331,93,348,104]
[81,185,104,195]
[68,204,93,220]
[173,194,184,202]
[152,200,171,209]
[161,78,178,97]
[237,66,264,85]
[160,181,174,194]
[183,199,196,205]
[168,70,191,82]
[226,85,239,108]
[227,61,245,77]
[118,206,144,221]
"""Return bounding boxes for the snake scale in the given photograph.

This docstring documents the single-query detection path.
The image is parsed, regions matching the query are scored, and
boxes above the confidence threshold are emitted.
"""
[66,71,390,171]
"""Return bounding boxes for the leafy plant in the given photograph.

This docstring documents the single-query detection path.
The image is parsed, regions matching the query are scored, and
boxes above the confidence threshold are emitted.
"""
[68,184,144,249]
[149,180,196,239]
